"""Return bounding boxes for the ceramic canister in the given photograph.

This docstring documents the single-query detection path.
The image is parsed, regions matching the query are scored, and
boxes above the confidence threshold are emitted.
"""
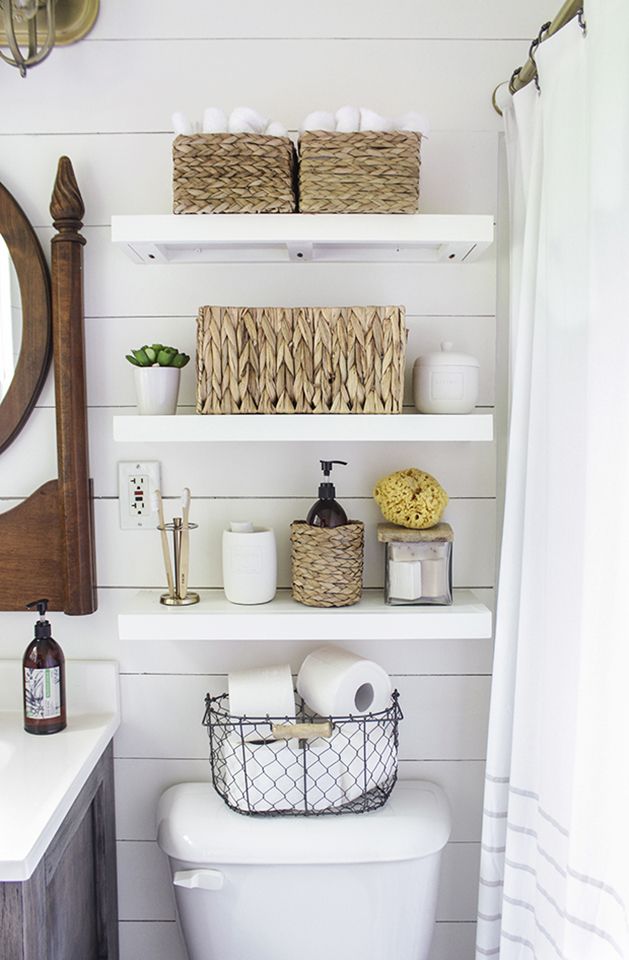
[222,523,277,605]
[412,341,480,414]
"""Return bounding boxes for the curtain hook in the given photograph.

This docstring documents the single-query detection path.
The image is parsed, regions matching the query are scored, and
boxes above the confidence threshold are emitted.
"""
[529,21,551,93]
[508,66,522,95]
[577,8,587,34]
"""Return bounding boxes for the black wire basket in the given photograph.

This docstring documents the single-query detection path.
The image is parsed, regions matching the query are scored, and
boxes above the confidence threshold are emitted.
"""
[203,690,403,817]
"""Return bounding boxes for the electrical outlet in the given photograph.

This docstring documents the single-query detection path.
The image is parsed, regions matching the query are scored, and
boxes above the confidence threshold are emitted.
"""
[118,461,162,530]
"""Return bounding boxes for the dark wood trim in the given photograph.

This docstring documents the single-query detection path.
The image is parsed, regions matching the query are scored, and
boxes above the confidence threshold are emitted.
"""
[0,158,96,615]
[0,182,52,454]
[50,156,97,615]
[0,480,64,611]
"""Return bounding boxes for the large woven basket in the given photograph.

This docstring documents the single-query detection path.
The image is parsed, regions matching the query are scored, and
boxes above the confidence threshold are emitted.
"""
[298,130,421,214]
[291,521,364,607]
[173,133,297,214]
[196,305,407,414]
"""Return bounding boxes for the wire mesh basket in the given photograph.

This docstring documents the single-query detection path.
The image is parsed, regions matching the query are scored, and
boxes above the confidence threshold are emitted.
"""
[203,690,403,817]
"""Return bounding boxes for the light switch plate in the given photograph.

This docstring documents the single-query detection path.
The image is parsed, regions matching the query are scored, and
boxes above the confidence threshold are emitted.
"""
[118,461,162,530]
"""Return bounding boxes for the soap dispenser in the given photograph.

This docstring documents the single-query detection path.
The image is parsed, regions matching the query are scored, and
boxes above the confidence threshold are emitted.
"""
[306,460,349,528]
[23,599,66,735]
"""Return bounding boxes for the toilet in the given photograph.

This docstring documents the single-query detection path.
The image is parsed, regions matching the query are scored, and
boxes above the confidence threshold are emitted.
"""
[157,779,451,960]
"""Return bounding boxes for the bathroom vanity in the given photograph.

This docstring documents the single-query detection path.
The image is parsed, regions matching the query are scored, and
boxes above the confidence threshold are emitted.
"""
[0,660,120,960]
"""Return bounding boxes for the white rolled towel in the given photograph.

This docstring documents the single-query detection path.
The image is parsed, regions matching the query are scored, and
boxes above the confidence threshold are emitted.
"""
[229,106,269,134]
[265,120,289,138]
[359,107,395,132]
[397,111,430,137]
[335,105,360,133]
[202,107,227,133]
[301,110,336,132]
[172,111,193,136]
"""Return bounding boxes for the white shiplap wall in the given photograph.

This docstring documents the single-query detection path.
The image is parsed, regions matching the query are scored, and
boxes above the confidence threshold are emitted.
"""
[0,3,548,958]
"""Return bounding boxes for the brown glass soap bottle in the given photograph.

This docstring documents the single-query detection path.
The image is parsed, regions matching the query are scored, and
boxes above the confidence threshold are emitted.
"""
[23,599,66,735]
[306,460,349,528]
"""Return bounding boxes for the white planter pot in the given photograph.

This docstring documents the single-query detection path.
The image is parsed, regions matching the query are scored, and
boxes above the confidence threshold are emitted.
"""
[222,526,277,605]
[134,366,181,416]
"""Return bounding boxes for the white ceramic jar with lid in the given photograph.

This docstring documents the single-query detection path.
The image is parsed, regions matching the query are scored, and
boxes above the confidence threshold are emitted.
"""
[413,341,480,414]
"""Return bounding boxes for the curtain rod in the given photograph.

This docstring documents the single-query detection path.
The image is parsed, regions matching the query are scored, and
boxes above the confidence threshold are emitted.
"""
[492,0,583,114]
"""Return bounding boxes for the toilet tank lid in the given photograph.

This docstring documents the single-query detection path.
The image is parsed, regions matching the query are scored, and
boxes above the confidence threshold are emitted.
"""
[156,780,451,866]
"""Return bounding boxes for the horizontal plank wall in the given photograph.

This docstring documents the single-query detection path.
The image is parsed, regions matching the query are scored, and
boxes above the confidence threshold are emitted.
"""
[0,2,550,957]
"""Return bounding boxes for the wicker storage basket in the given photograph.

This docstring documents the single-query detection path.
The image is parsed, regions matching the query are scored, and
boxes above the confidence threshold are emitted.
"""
[173,133,297,214]
[290,521,364,607]
[298,130,421,214]
[196,305,407,414]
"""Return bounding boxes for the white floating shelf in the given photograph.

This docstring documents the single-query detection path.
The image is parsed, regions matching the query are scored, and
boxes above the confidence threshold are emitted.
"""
[113,412,493,443]
[111,213,494,265]
[118,589,492,642]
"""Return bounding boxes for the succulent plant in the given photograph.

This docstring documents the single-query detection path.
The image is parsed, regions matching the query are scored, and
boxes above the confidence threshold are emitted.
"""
[126,343,190,368]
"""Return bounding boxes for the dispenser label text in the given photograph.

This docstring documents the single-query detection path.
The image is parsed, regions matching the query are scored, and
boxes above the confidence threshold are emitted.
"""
[24,667,61,719]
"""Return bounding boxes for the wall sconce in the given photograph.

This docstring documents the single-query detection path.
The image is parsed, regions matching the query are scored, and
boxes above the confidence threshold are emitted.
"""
[0,0,98,77]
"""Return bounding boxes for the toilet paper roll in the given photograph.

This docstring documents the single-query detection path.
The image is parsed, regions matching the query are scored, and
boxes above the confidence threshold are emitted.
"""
[297,646,392,717]
[228,664,296,719]
[222,734,344,812]
[337,724,397,802]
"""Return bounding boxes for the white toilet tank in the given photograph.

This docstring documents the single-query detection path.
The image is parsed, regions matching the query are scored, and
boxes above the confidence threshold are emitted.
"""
[157,779,451,960]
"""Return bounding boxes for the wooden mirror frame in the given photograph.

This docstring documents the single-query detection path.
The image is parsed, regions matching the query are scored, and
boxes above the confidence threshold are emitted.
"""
[0,182,52,453]
[0,158,96,615]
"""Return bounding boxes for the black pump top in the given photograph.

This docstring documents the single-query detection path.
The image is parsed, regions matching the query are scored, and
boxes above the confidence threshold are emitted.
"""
[27,598,51,640]
[318,460,347,499]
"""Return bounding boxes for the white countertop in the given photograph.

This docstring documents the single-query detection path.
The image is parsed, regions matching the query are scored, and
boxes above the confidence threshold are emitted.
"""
[0,660,120,882]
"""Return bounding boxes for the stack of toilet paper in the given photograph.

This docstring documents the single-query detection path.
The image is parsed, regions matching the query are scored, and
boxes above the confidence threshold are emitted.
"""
[221,647,396,813]
[172,106,289,138]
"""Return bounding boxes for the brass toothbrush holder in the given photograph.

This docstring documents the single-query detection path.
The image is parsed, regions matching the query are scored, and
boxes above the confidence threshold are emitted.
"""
[158,518,200,606]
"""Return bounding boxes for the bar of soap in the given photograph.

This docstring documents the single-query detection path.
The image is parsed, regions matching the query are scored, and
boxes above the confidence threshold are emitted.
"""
[388,560,422,601]
[420,558,448,598]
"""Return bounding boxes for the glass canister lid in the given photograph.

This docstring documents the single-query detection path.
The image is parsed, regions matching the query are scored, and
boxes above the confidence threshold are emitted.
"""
[414,341,480,367]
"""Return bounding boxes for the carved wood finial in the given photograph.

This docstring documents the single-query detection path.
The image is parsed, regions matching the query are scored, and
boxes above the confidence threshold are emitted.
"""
[50,156,85,234]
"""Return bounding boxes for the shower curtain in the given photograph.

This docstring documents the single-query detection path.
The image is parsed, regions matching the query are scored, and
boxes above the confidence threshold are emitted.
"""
[477,2,629,958]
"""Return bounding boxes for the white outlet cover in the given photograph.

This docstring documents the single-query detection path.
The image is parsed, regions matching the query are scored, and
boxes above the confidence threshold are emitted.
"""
[118,461,162,530]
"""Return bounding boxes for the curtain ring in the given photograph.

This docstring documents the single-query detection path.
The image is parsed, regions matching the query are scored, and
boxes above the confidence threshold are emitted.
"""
[492,81,509,117]
[577,8,587,34]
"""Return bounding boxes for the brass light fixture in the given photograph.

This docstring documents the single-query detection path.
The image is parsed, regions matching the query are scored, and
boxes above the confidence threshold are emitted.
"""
[0,0,98,77]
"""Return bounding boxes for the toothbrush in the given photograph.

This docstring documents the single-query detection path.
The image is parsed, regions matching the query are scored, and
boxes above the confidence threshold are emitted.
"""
[179,487,191,601]
[153,489,175,598]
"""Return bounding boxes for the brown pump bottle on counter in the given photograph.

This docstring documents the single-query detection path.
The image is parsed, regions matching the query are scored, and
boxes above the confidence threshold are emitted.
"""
[23,599,66,735]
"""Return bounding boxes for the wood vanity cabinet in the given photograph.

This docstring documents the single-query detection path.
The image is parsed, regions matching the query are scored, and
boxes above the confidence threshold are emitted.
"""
[0,743,119,960]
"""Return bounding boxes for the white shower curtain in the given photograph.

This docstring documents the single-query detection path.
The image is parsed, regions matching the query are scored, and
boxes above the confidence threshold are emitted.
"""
[477,2,629,958]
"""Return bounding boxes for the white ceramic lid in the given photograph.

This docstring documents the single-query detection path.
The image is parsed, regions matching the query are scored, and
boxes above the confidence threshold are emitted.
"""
[414,341,479,367]
[157,780,451,866]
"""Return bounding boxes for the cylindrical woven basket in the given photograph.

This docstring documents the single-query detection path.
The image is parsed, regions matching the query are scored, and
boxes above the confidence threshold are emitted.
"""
[196,305,407,414]
[298,130,421,214]
[290,521,364,607]
[173,133,297,214]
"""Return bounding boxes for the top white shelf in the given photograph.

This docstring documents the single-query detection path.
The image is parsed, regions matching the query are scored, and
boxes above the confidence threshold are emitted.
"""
[111,213,494,265]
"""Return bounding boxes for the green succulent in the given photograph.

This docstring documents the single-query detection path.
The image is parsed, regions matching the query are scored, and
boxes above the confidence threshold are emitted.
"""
[126,344,190,368]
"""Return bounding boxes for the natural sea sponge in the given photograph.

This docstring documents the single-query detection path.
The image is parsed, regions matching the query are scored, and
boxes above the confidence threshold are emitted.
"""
[373,468,448,529]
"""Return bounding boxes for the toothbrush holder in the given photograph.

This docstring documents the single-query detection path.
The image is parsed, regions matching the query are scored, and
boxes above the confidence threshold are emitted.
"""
[159,518,200,606]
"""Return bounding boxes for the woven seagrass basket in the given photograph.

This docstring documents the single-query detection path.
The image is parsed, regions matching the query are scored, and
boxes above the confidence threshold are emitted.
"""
[196,305,407,414]
[291,521,364,607]
[172,133,297,214]
[298,130,421,214]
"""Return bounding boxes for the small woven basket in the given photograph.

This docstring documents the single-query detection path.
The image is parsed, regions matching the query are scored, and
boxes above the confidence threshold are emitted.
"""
[196,305,407,414]
[298,130,421,214]
[290,521,364,607]
[173,133,297,214]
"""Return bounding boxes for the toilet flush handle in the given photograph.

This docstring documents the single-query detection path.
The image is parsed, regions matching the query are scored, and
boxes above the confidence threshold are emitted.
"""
[173,869,224,891]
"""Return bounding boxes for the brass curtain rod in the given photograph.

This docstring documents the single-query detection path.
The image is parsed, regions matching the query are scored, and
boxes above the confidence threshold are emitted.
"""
[492,0,584,115]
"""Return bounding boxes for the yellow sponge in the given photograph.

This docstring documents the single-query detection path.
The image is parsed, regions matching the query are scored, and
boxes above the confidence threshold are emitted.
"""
[373,468,448,529]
